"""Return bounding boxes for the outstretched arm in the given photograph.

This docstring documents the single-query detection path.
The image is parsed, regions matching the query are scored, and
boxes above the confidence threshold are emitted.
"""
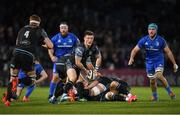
[128,45,140,65]
[164,46,178,72]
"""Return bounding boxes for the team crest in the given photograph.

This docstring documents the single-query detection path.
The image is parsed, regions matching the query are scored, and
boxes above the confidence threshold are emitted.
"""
[58,39,61,43]
[68,39,72,43]
[156,41,159,46]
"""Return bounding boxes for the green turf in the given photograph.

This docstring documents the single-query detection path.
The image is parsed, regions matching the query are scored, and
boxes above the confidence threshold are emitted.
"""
[0,87,180,114]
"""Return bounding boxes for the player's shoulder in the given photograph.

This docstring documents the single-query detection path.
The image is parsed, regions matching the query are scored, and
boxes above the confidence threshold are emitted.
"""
[76,43,84,50]
[68,32,76,37]
[156,35,165,40]
[141,35,149,40]
[51,33,60,39]
[68,32,79,39]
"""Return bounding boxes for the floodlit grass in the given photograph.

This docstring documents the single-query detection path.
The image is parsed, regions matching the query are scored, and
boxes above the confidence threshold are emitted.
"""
[0,87,180,114]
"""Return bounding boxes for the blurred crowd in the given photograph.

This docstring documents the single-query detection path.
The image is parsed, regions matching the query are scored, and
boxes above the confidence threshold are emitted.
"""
[0,0,180,73]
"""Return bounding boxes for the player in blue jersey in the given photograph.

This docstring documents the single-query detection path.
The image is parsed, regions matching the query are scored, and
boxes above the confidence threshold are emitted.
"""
[128,23,178,101]
[16,61,48,102]
[48,22,80,102]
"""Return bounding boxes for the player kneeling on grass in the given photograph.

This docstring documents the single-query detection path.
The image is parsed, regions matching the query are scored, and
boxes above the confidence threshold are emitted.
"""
[2,61,48,103]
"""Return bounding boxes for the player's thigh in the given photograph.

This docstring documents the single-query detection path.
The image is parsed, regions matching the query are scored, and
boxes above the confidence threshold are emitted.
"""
[146,63,155,79]
[154,61,164,74]
[67,68,77,82]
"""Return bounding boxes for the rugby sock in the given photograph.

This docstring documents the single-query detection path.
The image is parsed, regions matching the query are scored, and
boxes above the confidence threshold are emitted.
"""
[76,82,84,99]
[112,94,125,101]
[25,85,35,97]
[54,81,64,98]
[11,77,18,92]
[165,85,172,94]
[49,82,57,96]
[64,81,73,93]
[7,82,13,101]
[152,91,158,99]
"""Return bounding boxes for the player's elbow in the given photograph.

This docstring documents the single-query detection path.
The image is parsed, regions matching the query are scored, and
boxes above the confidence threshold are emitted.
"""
[42,72,48,79]
[75,60,81,67]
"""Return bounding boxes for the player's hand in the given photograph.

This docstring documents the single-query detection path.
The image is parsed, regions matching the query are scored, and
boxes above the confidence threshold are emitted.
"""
[30,77,37,85]
[42,44,47,48]
[93,70,102,77]
[83,81,89,88]
[51,56,58,62]
[173,64,178,72]
[128,58,134,65]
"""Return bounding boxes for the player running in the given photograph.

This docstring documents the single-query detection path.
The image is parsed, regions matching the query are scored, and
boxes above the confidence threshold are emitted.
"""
[48,22,80,102]
[128,23,178,101]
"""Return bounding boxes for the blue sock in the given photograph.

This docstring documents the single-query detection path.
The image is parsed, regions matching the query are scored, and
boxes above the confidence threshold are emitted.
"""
[49,82,57,96]
[152,92,158,99]
[165,85,172,94]
[25,85,35,97]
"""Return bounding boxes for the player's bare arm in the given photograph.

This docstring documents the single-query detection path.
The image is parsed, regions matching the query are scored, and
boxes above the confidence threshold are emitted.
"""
[95,52,102,70]
[44,37,53,49]
[128,45,140,65]
[48,49,57,62]
[164,46,178,72]
[75,56,89,75]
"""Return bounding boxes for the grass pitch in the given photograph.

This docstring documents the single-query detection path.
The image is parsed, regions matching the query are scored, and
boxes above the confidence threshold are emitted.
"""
[0,87,180,114]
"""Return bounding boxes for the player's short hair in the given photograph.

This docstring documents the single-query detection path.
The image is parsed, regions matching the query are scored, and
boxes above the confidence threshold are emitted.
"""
[29,14,41,24]
[84,30,94,36]
[59,22,68,28]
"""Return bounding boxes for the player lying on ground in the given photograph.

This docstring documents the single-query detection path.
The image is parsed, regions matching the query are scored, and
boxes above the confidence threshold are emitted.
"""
[77,72,137,102]
[49,69,137,103]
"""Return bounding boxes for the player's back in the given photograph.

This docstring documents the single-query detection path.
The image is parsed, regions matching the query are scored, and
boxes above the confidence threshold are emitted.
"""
[16,25,44,55]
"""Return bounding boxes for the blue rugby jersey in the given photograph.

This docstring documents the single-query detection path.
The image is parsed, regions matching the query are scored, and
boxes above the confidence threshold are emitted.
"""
[18,64,43,79]
[51,32,79,58]
[137,35,167,63]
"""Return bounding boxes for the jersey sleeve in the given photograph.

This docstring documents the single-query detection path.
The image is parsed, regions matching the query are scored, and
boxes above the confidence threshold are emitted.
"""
[75,46,84,58]
[137,37,145,49]
[161,37,167,49]
[72,34,80,47]
[38,28,48,45]
[51,34,57,45]
[95,46,101,56]
[41,29,48,38]
[35,64,44,76]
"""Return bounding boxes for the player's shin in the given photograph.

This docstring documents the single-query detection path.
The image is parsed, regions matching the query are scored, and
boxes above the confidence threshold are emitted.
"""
[76,82,84,99]
[150,78,158,101]
[54,81,64,98]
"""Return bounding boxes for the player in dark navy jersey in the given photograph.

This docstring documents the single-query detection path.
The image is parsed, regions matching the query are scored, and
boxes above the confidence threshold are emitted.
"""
[4,14,53,106]
[74,30,102,101]
[128,23,178,101]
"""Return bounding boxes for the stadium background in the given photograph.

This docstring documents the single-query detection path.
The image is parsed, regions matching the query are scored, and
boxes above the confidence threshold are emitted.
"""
[0,0,180,86]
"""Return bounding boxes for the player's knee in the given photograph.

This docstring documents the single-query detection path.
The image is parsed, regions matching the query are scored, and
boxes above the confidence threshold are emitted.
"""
[150,78,156,85]
[110,81,119,91]
[105,91,114,100]
[10,68,19,77]
[155,71,163,79]
[67,69,77,83]
[27,71,36,78]
[51,75,59,83]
